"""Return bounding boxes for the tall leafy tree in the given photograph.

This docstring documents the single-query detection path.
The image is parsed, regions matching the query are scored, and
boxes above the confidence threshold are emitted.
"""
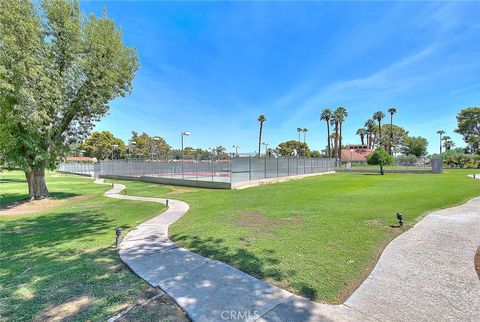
[356,128,366,146]
[455,107,480,137]
[0,0,138,199]
[436,130,445,154]
[466,135,480,154]
[380,124,408,154]
[387,107,397,155]
[257,114,266,157]
[455,107,480,148]
[276,140,310,157]
[320,109,332,157]
[129,132,170,159]
[373,111,386,147]
[79,131,126,159]
[401,136,428,157]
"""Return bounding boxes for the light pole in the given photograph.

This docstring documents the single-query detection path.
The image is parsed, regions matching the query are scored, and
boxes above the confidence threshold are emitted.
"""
[350,148,353,171]
[437,130,445,154]
[128,141,136,159]
[262,142,269,157]
[151,137,160,161]
[111,144,119,160]
[232,145,240,157]
[181,131,191,178]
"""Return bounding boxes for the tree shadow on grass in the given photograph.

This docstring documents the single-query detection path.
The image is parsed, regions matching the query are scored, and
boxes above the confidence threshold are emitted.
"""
[171,234,285,281]
[0,192,80,208]
[170,233,320,300]
[0,178,27,183]
[0,209,146,321]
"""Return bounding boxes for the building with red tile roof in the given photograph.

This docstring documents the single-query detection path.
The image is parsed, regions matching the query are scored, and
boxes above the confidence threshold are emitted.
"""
[340,145,373,162]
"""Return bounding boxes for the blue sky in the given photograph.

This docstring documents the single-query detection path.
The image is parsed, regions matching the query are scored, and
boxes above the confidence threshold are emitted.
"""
[82,1,480,154]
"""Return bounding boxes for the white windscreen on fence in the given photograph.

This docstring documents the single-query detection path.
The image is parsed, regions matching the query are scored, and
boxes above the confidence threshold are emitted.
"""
[58,157,335,183]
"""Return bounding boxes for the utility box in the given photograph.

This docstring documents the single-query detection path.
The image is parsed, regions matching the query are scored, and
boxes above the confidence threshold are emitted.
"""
[432,158,443,174]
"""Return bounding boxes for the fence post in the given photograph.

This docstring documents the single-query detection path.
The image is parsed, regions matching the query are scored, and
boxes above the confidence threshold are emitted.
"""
[195,158,198,180]
[276,158,279,177]
[288,157,290,176]
[211,157,214,182]
[264,155,267,179]
[296,158,299,175]
[249,156,252,181]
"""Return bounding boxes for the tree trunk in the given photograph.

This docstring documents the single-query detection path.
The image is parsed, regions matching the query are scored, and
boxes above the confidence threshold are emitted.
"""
[390,115,394,155]
[25,169,50,200]
[258,122,263,158]
[439,134,442,154]
[339,123,343,160]
[360,134,365,146]
[326,121,331,158]
[334,122,339,164]
[380,165,384,175]
[377,122,382,149]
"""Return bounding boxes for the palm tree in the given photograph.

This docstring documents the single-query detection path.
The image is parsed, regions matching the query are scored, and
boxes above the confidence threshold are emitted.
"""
[320,109,332,157]
[356,128,366,146]
[364,119,376,149]
[257,114,266,157]
[297,127,302,142]
[336,107,348,157]
[387,107,397,155]
[373,111,385,148]
[332,108,346,161]
[303,128,308,143]
[329,133,335,154]
[437,130,445,154]
[442,135,454,151]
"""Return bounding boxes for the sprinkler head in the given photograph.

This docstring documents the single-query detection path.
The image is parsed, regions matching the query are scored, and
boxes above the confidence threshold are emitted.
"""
[396,212,404,226]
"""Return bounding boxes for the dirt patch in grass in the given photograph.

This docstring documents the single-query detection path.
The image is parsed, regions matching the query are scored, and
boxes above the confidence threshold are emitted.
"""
[475,247,480,279]
[235,211,282,228]
[287,215,304,225]
[0,195,88,216]
[168,187,197,195]
[0,198,64,216]
[114,287,189,322]
[37,296,91,321]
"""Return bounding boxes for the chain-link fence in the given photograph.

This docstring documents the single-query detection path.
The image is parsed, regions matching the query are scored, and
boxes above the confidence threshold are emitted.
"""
[231,157,335,182]
[58,156,335,184]
[337,155,439,173]
[58,162,98,176]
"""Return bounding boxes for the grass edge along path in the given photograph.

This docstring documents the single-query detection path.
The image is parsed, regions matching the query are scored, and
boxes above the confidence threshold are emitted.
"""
[0,171,188,321]
[106,169,480,303]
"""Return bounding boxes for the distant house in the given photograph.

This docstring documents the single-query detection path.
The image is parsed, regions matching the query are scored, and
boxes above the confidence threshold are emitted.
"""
[65,156,97,163]
[340,145,373,162]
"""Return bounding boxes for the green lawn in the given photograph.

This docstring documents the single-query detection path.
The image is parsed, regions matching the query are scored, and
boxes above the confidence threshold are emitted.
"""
[0,172,188,321]
[1,170,478,320]
[107,169,480,303]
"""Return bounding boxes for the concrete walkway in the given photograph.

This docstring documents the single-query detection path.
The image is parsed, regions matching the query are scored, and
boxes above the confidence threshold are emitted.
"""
[97,179,480,322]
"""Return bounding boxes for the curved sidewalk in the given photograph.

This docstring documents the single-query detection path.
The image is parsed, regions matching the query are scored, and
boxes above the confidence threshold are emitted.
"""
[98,179,480,322]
